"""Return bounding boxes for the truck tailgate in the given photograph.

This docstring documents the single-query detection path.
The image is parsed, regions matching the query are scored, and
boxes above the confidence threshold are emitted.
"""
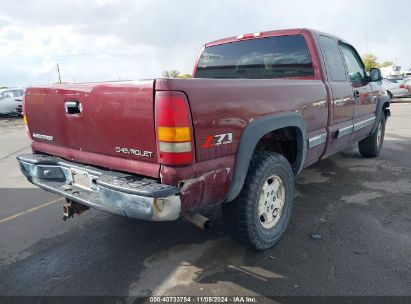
[25,81,160,178]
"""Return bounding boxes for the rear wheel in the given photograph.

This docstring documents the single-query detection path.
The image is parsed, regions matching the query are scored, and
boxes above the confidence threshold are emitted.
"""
[387,91,393,100]
[223,151,294,250]
[358,114,386,157]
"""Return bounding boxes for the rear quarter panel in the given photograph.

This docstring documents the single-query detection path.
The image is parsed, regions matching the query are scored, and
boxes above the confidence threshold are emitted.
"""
[157,78,328,209]
[157,78,327,161]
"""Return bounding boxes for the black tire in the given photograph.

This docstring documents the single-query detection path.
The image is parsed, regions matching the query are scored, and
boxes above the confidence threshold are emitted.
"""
[358,114,386,157]
[223,151,294,251]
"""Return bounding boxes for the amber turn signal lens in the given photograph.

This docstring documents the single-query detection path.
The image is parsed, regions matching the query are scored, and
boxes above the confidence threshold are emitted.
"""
[158,126,191,142]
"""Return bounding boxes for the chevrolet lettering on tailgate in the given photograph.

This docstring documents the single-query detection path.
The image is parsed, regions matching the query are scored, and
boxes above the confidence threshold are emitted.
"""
[115,147,153,158]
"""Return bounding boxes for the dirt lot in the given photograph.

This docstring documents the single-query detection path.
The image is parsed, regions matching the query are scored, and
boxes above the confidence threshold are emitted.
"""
[0,103,410,299]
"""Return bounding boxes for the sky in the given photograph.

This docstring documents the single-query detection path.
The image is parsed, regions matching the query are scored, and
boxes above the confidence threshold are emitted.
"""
[0,0,410,87]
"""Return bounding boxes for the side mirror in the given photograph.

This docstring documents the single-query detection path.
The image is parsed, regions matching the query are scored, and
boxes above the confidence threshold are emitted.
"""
[369,68,382,82]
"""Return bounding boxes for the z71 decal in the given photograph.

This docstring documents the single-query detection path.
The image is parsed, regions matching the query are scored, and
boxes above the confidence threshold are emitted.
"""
[202,133,233,148]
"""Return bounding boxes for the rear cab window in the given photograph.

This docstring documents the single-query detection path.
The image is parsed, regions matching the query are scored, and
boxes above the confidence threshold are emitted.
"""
[195,35,314,79]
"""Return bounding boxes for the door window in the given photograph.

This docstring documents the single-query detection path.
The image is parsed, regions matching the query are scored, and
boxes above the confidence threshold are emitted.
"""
[340,43,365,82]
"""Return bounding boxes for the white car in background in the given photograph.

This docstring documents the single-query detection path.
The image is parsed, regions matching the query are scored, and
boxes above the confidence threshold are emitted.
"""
[400,79,411,96]
[402,68,411,79]
[380,79,408,99]
[0,88,25,116]
[381,65,402,78]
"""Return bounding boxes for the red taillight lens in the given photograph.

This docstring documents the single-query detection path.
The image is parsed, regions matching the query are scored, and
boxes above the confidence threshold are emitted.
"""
[155,91,194,165]
[400,84,405,88]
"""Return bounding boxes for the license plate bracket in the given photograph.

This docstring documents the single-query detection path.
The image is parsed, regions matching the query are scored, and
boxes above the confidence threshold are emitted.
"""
[71,168,92,190]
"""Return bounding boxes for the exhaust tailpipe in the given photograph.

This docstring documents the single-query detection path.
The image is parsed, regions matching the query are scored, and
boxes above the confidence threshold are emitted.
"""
[63,199,89,221]
[183,211,212,230]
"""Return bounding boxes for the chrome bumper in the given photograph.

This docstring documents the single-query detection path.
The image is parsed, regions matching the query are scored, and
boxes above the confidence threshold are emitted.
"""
[17,154,181,221]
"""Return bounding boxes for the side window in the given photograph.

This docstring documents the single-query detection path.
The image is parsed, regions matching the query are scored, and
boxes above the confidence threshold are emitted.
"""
[340,43,365,82]
[14,90,23,97]
[319,36,346,81]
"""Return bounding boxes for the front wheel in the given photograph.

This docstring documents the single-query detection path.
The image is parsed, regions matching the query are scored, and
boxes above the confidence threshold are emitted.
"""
[223,151,294,251]
[358,114,386,157]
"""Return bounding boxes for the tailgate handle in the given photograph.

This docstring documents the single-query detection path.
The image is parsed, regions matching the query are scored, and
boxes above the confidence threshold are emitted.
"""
[65,100,82,115]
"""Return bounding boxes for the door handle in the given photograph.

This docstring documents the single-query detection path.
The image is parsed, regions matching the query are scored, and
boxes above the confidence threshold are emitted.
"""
[353,90,360,99]
[65,100,82,114]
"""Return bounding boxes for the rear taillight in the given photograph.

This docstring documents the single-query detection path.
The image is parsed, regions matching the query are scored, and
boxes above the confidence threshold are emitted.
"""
[400,84,405,88]
[22,93,32,139]
[155,91,194,165]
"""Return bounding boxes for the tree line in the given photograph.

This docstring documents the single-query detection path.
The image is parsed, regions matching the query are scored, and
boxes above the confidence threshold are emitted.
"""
[162,70,192,78]
[361,53,394,72]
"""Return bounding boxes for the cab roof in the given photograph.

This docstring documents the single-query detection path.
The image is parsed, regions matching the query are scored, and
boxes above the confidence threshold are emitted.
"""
[205,28,345,47]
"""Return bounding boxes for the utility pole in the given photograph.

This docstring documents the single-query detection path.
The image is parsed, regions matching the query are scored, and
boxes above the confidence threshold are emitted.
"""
[56,62,62,84]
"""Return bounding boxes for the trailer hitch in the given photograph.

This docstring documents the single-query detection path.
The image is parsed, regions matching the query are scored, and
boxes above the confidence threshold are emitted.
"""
[63,199,89,221]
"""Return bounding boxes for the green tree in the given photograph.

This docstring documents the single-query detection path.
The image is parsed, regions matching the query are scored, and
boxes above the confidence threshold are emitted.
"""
[180,74,192,79]
[362,53,379,72]
[379,61,394,68]
[162,70,192,78]
[162,70,181,78]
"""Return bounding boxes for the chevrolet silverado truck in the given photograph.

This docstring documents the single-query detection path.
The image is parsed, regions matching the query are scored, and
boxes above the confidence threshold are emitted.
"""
[17,28,390,250]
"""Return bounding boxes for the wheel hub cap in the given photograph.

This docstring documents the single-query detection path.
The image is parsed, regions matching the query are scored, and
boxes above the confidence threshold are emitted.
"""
[258,174,285,229]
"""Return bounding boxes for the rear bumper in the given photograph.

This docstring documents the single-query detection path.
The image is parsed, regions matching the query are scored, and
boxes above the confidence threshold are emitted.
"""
[17,153,181,221]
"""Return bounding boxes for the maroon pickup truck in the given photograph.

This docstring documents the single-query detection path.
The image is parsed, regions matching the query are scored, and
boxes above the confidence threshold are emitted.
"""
[18,28,390,250]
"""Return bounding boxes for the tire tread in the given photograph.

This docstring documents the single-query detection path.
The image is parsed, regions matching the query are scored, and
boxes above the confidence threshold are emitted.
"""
[223,151,293,250]
[358,114,386,157]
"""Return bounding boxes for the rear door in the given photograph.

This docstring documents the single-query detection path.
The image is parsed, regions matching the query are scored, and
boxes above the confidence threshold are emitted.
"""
[318,35,355,157]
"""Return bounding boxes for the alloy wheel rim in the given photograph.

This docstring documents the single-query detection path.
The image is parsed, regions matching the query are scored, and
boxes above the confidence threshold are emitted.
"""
[258,174,285,229]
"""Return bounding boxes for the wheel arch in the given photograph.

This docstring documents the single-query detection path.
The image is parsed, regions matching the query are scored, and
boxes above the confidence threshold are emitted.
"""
[226,112,307,202]
[372,95,390,134]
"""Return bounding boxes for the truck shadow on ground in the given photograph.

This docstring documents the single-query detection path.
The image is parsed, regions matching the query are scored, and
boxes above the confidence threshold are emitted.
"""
[1,142,410,297]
